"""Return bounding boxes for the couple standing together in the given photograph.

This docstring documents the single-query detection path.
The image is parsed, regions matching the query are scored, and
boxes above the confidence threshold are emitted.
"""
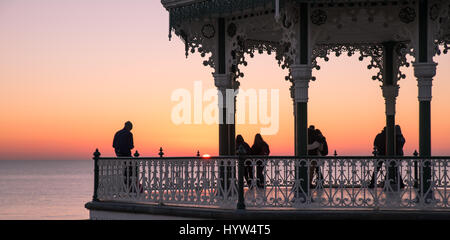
[235,134,270,189]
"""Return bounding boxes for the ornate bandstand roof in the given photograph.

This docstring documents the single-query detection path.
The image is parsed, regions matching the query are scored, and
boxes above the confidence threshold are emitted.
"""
[161,0,450,83]
[162,0,416,26]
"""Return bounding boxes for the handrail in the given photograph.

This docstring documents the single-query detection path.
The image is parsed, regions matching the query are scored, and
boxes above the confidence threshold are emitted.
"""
[97,155,450,160]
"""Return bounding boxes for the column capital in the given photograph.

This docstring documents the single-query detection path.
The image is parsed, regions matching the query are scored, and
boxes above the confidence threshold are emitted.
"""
[413,62,437,79]
[413,62,437,102]
[290,64,313,81]
[290,65,313,103]
[381,85,399,116]
[382,85,399,99]
[213,73,231,89]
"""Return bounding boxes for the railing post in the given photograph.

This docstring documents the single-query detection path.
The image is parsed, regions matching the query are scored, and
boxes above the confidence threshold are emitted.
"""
[93,149,101,202]
[159,147,164,158]
[414,150,419,189]
[158,147,164,205]
[134,150,142,195]
[236,145,246,210]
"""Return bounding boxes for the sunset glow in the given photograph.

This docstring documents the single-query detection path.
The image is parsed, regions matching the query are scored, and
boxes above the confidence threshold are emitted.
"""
[1,0,450,160]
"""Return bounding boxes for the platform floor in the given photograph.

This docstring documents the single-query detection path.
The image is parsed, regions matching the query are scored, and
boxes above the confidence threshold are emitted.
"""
[107,186,449,210]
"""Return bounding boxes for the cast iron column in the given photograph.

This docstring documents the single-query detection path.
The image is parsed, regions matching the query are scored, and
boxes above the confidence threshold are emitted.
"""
[217,17,229,156]
[291,3,312,201]
[382,42,400,189]
[413,63,436,199]
[414,0,436,201]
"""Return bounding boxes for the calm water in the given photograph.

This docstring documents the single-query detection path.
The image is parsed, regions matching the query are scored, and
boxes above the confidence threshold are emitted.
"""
[0,160,93,220]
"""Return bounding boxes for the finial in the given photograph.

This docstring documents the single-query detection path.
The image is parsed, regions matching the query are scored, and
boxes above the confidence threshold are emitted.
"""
[134,150,140,158]
[159,147,164,158]
[196,151,200,157]
[413,150,419,157]
[334,150,337,157]
[93,149,101,159]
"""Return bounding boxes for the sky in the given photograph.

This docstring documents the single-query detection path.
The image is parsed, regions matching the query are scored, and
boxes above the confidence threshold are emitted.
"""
[0,0,449,160]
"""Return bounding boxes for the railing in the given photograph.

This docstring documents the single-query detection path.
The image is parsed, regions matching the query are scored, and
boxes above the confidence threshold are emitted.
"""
[92,150,450,210]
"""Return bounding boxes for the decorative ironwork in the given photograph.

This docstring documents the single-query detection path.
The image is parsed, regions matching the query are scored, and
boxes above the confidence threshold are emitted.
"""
[395,42,412,81]
[434,0,450,57]
[95,155,450,210]
[229,37,294,81]
[173,21,218,69]
[311,9,327,26]
[225,11,294,81]
[167,0,274,30]
[227,23,237,38]
[312,43,385,81]
[201,24,215,39]
[430,4,440,21]
[399,7,416,24]
[278,4,298,81]
[312,42,412,82]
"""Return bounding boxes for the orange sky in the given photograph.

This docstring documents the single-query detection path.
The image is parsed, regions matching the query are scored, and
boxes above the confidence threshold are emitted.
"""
[0,0,449,160]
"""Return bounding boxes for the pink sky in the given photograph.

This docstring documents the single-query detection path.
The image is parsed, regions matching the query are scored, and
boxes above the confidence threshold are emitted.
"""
[0,0,449,160]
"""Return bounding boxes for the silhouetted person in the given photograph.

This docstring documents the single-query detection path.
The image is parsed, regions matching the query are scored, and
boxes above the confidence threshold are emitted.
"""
[113,121,134,157]
[308,126,320,155]
[395,125,406,189]
[316,129,328,156]
[236,135,253,188]
[113,121,139,192]
[251,134,270,189]
[307,125,327,186]
[395,125,405,157]
[369,127,386,188]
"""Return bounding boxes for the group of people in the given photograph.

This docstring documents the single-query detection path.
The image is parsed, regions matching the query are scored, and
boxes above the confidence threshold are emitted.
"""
[235,125,329,189]
[112,121,406,191]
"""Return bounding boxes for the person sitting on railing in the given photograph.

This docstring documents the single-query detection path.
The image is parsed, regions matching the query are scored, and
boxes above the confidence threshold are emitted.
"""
[236,135,253,188]
[113,121,140,193]
[251,134,270,189]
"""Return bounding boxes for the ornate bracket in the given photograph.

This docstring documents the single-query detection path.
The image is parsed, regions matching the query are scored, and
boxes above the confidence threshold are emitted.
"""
[226,8,296,82]
[172,21,218,70]
[312,43,385,81]
[312,42,412,83]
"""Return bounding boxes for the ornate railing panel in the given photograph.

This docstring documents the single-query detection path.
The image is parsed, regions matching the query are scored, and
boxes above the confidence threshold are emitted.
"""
[93,154,449,210]
[96,157,238,208]
[242,157,449,209]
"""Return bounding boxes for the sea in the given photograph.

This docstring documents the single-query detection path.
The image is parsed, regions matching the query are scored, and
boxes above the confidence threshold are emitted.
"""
[0,160,93,220]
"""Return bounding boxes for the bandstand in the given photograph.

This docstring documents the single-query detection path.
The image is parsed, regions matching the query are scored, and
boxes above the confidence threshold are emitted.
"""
[85,0,450,219]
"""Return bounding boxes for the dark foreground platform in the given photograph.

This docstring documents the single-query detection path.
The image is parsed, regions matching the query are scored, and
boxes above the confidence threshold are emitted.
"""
[85,201,450,220]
